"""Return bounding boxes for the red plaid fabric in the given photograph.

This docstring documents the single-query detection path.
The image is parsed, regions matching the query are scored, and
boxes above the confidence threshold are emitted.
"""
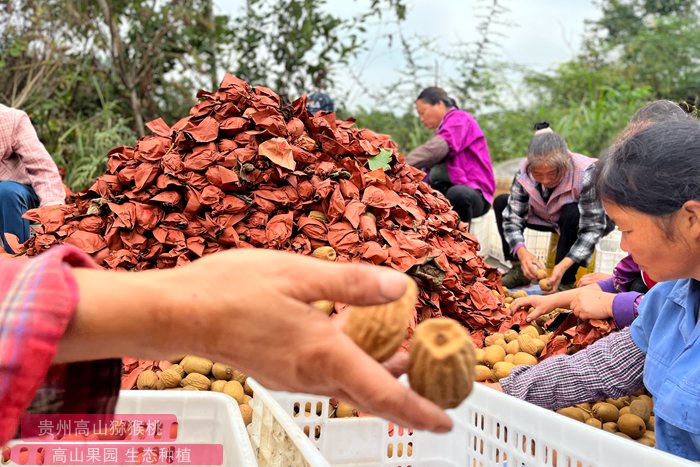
[0,104,65,206]
[0,246,121,445]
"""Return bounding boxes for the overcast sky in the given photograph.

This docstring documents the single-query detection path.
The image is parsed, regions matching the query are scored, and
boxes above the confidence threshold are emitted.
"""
[215,1,602,109]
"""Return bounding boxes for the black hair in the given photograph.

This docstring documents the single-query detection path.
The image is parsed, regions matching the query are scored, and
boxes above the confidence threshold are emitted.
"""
[416,87,457,108]
[596,120,700,219]
[312,68,329,89]
[630,100,689,124]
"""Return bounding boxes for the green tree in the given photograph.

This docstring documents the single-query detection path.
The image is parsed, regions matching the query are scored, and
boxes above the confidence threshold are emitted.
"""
[225,0,407,98]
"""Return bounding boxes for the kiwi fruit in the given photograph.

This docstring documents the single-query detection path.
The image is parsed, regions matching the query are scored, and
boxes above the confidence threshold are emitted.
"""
[602,422,618,433]
[474,365,492,382]
[618,414,646,439]
[606,397,625,410]
[637,437,655,447]
[629,399,651,423]
[636,394,654,411]
[592,402,619,423]
[556,407,587,423]
[585,418,603,429]
[646,415,655,432]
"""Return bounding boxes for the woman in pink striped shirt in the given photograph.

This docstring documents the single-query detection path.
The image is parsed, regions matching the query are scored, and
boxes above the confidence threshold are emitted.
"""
[0,105,64,253]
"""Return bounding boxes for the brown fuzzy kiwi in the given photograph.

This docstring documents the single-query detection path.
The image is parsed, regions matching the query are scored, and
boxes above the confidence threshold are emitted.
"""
[592,402,620,423]
[180,356,213,375]
[492,361,515,381]
[408,318,476,409]
[474,365,492,382]
[210,380,227,392]
[335,402,357,418]
[223,381,245,403]
[602,422,618,433]
[503,329,519,343]
[345,278,417,362]
[212,363,234,381]
[512,352,538,366]
[312,300,335,315]
[618,414,646,439]
[159,369,182,389]
[239,404,253,425]
[311,246,337,261]
[136,370,159,390]
[646,415,655,432]
[606,397,626,410]
[538,278,552,292]
[637,437,655,447]
[636,394,654,410]
[585,418,603,429]
[629,399,651,423]
[483,345,506,367]
[556,407,587,423]
[181,373,211,391]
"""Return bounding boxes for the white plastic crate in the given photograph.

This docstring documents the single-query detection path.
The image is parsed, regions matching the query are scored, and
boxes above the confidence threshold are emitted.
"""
[247,381,330,467]
[470,213,556,269]
[470,209,506,265]
[4,391,256,467]
[594,229,627,275]
[249,379,695,467]
[523,228,555,267]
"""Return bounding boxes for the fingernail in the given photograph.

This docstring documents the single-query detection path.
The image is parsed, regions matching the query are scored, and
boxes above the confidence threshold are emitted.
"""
[379,269,407,300]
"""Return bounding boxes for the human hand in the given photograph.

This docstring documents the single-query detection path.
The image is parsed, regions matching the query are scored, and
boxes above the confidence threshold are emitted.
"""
[576,272,611,288]
[510,295,558,322]
[569,289,615,321]
[66,248,453,433]
[516,247,545,280]
[542,261,570,294]
[481,381,503,392]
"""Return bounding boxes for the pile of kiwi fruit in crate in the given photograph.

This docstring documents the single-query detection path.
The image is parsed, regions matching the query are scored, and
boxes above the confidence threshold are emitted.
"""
[557,395,656,446]
[493,288,656,448]
[135,355,254,425]
[475,288,551,384]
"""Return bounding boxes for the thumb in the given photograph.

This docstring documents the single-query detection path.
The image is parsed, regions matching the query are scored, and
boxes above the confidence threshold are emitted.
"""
[280,256,409,306]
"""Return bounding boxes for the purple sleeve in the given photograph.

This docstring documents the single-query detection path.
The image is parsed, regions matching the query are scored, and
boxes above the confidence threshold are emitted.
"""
[436,111,481,155]
[611,255,641,292]
[597,277,616,293]
[500,328,645,410]
[611,292,643,328]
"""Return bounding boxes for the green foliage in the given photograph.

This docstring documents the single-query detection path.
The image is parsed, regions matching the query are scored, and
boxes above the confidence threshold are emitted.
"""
[51,87,135,192]
[226,0,406,97]
[343,106,432,154]
[481,85,653,162]
[53,115,134,192]
[367,148,393,171]
[3,0,700,193]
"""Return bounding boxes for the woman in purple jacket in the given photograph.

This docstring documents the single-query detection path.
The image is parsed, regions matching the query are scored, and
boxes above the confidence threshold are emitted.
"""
[405,87,496,224]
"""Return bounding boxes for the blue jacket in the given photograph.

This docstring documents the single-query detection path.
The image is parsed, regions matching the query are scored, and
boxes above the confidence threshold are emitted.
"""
[631,278,700,460]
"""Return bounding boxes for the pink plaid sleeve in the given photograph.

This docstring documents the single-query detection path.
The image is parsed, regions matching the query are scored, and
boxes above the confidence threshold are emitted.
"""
[500,328,645,410]
[11,112,65,206]
[0,246,120,445]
